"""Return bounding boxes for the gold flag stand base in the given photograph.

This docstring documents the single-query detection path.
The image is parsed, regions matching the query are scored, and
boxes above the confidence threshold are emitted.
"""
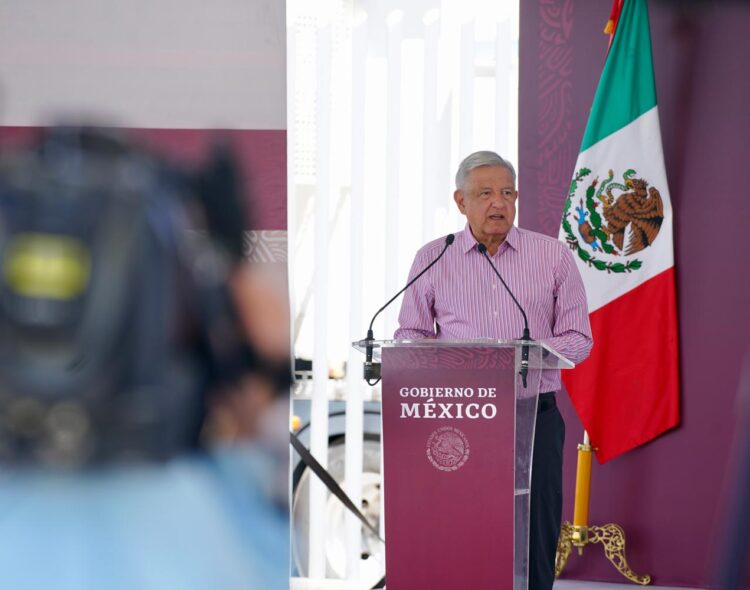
[556,522,651,585]
[554,433,651,586]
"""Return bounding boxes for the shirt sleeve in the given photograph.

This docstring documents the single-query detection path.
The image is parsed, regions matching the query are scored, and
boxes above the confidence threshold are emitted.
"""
[393,248,437,340]
[543,245,593,365]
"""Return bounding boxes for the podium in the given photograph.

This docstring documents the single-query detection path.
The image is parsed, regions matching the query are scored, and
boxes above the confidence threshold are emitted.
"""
[353,338,573,590]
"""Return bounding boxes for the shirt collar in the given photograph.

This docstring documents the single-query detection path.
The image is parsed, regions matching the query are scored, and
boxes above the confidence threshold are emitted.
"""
[458,223,521,254]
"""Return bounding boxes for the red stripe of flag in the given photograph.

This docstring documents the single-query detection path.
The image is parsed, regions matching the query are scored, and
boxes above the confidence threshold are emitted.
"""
[564,267,680,463]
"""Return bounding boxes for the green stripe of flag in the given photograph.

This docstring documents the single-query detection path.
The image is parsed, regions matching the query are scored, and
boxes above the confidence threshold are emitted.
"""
[580,0,657,152]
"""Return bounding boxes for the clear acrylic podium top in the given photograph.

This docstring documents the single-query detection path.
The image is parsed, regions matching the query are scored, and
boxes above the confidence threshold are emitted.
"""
[352,338,574,370]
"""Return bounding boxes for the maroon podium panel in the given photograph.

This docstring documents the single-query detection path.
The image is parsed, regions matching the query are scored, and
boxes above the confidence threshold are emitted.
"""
[381,346,516,589]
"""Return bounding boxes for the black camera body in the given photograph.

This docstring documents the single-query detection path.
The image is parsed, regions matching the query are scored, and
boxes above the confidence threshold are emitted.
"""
[0,128,221,467]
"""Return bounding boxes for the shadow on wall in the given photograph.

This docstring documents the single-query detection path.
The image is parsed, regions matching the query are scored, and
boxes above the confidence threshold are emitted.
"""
[714,349,750,589]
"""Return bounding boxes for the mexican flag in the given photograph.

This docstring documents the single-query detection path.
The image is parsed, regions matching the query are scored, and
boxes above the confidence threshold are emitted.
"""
[559,0,679,463]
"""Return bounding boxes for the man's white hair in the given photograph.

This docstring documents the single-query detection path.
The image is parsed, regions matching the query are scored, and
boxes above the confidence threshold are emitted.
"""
[455,151,516,189]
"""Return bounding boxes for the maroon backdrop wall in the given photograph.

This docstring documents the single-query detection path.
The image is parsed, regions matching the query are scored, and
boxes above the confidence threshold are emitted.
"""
[0,126,287,231]
[520,1,750,587]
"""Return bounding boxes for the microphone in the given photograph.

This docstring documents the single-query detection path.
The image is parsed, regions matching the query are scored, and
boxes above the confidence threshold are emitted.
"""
[363,234,455,385]
[476,243,532,388]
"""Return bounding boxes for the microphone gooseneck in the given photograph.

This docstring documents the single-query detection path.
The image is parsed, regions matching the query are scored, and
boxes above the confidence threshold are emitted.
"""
[477,243,532,388]
[363,233,455,385]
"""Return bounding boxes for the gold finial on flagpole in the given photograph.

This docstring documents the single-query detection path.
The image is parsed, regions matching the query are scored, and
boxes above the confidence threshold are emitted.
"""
[555,431,652,586]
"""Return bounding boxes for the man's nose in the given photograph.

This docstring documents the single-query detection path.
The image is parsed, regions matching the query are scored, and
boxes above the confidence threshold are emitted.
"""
[489,192,506,206]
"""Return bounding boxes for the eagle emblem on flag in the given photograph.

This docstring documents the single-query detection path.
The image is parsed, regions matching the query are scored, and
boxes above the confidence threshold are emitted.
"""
[562,167,664,273]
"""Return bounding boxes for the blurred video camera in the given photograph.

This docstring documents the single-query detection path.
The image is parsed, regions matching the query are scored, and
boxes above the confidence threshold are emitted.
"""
[0,127,267,467]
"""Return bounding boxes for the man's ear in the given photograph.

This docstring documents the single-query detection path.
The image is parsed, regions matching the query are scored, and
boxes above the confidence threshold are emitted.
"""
[454,189,466,214]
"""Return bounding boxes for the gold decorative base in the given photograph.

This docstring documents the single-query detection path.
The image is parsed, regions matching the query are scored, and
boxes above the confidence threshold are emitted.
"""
[556,521,651,585]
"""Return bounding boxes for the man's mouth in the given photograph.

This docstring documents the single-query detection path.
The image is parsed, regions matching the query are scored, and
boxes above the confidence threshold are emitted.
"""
[489,214,505,221]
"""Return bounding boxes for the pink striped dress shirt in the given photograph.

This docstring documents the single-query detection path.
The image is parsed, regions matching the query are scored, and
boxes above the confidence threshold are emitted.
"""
[394,224,593,392]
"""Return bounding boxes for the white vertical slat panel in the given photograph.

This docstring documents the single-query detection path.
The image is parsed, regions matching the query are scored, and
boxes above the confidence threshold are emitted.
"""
[434,12,456,238]
[458,20,475,161]
[308,23,332,580]
[344,12,368,582]
[494,18,513,160]
[422,10,440,244]
[400,37,427,269]
[383,10,403,337]
[360,48,388,571]
[361,56,387,348]
[509,8,520,171]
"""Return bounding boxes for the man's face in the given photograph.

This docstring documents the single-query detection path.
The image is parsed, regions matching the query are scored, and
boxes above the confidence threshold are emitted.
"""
[454,165,517,249]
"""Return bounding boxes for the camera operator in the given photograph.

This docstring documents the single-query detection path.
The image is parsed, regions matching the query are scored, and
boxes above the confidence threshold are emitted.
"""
[0,127,290,589]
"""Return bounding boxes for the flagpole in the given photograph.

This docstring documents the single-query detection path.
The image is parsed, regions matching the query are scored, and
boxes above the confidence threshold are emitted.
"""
[555,431,652,585]
[556,0,678,583]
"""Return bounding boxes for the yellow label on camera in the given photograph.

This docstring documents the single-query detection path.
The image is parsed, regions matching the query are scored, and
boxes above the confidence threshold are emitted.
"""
[3,233,91,299]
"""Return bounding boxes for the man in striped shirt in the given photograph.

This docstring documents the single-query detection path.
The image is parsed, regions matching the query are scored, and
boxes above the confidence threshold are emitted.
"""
[395,151,593,590]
